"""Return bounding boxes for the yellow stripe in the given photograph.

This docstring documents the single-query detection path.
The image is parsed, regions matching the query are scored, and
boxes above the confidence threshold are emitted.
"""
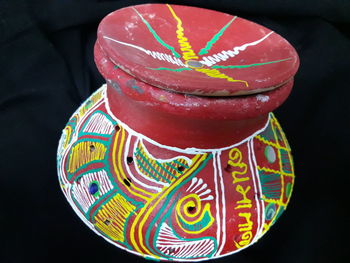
[167,4,199,61]
[261,198,286,206]
[129,153,207,257]
[63,126,72,149]
[175,194,214,234]
[112,129,153,200]
[255,135,288,151]
[195,68,248,87]
[68,141,106,173]
[94,194,136,242]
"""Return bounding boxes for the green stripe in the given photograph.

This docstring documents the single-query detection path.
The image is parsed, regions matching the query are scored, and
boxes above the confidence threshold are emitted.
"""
[155,160,177,179]
[135,158,160,182]
[198,16,237,55]
[147,67,191,72]
[173,160,189,168]
[136,149,171,183]
[211,58,292,69]
[166,162,181,172]
[133,8,181,58]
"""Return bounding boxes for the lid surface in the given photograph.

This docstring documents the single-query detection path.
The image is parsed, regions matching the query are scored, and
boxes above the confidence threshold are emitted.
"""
[98,4,299,96]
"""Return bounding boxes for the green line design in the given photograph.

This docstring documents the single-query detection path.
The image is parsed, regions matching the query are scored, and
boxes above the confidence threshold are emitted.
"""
[198,16,237,55]
[211,58,292,69]
[133,7,181,58]
[136,149,171,183]
[136,158,160,182]
[155,160,177,179]
[166,162,180,172]
[145,154,216,258]
[259,170,282,199]
[147,67,192,72]
[173,160,189,168]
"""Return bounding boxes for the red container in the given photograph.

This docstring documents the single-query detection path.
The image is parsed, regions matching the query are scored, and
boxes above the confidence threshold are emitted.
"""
[57,4,299,261]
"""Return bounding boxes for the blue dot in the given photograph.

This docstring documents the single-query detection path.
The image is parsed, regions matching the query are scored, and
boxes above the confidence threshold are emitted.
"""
[89,182,99,195]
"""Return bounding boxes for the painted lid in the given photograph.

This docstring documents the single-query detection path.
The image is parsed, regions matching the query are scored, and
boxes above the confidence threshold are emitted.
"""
[97,4,299,96]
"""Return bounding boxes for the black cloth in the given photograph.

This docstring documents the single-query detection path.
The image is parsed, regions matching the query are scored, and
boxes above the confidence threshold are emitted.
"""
[0,0,349,262]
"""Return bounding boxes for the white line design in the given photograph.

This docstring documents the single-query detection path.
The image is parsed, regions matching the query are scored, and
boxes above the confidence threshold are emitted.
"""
[187,178,203,192]
[103,36,187,67]
[200,32,274,67]
[72,92,105,143]
[186,177,213,200]
[57,87,106,188]
[156,222,215,259]
[57,85,280,261]
[83,112,115,135]
[216,151,226,255]
[57,85,160,260]
[186,177,198,192]
[72,170,113,212]
[138,139,193,165]
[247,139,261,244]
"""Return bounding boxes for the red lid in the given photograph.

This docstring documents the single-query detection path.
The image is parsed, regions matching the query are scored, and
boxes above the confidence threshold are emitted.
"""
[97,4,299,96]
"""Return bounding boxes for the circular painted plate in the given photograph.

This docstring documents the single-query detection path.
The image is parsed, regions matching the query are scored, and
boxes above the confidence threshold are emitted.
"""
[98,4,299,96]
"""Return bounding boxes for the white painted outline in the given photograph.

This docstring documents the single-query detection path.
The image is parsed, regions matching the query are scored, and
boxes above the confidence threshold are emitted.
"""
[200,31,274,67]
[216,151,226,256]
[104,85,271,154]
[212,153,221,256]
[138,139,193,165]
[247,139,262,244]
[103,36,186,67]
[57,85,276,261]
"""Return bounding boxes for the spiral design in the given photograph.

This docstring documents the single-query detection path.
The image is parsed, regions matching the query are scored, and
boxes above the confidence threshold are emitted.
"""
[175,194,214,234]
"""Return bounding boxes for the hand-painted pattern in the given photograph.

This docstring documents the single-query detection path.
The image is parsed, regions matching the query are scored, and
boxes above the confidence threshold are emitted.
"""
[103,4,292,89]
[57,85,295,261]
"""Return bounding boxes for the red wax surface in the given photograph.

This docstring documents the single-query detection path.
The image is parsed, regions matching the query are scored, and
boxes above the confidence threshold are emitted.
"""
[97,4,299,96]
[95,41,293,149]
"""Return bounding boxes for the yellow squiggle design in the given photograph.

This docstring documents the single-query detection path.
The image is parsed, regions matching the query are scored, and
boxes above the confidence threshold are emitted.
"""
[228,148,248,184]
[195,68,248,86]
[167,4,248,87]
[167,4,198,61]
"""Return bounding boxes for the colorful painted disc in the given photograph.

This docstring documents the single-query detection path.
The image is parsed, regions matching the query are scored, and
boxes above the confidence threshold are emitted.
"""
[97,4,299,96]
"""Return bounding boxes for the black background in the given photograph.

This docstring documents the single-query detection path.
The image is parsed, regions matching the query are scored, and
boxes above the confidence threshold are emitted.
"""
[0,0,349,262]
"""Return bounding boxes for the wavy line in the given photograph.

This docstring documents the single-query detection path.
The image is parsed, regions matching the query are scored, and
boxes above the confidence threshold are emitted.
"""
[133,7,181,58]
[195,68,248,87]
[147,67,192,72]
[212,58,292,69]
[199,16,237,55]
[200,31,274,67]
[103,36,185,67]
[167,4,199,61]
[130,154,209,257]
